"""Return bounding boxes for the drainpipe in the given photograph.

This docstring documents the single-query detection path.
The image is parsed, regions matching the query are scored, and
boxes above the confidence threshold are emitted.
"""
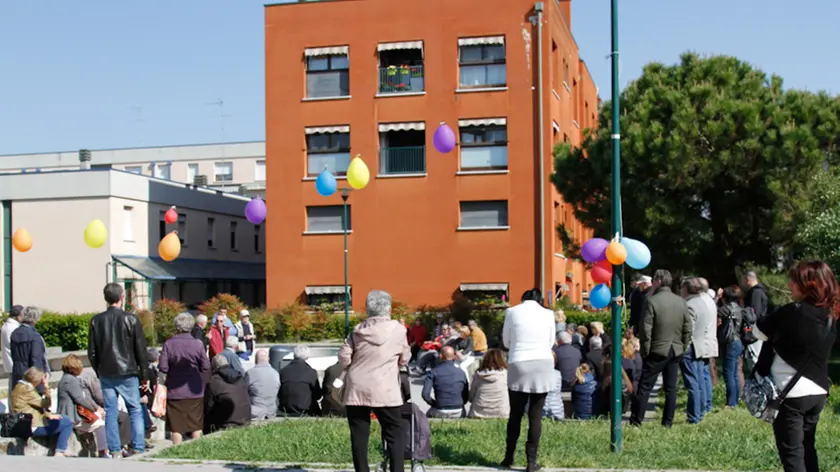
[535,1,546,302]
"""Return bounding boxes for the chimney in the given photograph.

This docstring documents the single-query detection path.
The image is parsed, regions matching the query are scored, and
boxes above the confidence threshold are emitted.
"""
[194,175,208,186]
[79,149,92,170]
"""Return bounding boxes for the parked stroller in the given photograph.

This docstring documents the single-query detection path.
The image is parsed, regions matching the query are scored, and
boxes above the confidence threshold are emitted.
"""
[376,368,432,472]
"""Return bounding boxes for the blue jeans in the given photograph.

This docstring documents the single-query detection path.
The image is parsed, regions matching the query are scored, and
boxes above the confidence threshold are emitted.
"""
[101,376,145,454]
[680,345,705,423]
[723,340,744,407]
[701,359,713,414]
[32,416,74,453]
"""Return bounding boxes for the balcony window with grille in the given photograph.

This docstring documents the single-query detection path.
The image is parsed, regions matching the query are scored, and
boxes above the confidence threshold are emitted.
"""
[459,200,509,229]
[377,41,424,94]
[306,128,350,177]
[305,47,350,98]
[306,205,351,233]
[459,119,508,170]
[378,123,425,175]
[187,163,199,183]
[214,162,233,182]
[458,37,506,89]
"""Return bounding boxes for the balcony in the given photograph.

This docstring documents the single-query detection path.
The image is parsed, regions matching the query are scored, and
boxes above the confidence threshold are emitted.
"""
[378,65,424,94]
[379,146,426,175]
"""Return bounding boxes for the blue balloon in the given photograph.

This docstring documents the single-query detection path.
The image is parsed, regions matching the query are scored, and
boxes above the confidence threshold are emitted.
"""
[590,284,611,309]
[315,169,337,196]
[621,237,652,270]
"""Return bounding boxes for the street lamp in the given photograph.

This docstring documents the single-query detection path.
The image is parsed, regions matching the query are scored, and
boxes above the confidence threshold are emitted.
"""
[339,187,352,337]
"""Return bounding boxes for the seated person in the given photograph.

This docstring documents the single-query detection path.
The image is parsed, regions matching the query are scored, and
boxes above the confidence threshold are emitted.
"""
[468,320,488,355]
[279,345,322,416]
[584,335,605,381]
[621,337,643,393]
[571,363,598,420]
[219,336,245,375]
[422,346,468,418]
[468,349,509,418]
[11,367,74,456]
[543,351,565,421]
[57,354,107,457]
[244,349,280,420]
[205,355,251,433]
[553,331,582,391]
[413,325,460,374]
[598,344,633,414]
[320,361,345,417]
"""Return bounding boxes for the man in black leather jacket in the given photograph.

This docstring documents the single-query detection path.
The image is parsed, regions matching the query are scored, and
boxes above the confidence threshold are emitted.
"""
[88,283,149,458]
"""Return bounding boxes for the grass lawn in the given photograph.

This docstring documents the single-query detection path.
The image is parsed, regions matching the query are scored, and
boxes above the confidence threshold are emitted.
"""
[156,387,840,471]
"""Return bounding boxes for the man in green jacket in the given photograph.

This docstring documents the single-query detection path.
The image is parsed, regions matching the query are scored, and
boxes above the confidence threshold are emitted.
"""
[629,269,692,427]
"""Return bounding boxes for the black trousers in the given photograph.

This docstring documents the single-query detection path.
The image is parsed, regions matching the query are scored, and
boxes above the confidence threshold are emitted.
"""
[630,348,680,427]
[505,390,547,463]
[773,394,826,472]
[347,405,405,472]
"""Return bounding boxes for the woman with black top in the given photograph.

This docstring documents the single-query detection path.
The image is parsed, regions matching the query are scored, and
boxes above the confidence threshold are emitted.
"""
[755,260,838,472]
[717,286,745,408]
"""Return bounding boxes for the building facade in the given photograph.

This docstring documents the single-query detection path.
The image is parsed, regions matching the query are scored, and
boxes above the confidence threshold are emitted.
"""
[265,0,598,311]
[0,141,267,197]
[0,169,266,314]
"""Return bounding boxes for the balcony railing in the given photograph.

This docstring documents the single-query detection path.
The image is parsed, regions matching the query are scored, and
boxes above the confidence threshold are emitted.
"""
[378,65,424,94]
[380,146,426,175]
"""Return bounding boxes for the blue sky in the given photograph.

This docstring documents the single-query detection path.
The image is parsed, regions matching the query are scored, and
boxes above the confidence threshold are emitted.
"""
[0,0,837,154]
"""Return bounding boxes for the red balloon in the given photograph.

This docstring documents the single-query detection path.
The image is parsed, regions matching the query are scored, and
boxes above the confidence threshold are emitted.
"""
[164,207,178,225]
[591,259,613,284]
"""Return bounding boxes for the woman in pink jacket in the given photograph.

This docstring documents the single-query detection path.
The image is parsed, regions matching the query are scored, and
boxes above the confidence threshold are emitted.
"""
[338,290,411,472]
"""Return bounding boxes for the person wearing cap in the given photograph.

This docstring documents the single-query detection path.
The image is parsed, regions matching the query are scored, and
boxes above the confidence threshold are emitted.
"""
[628,275,653,336]
[235,310,256,355]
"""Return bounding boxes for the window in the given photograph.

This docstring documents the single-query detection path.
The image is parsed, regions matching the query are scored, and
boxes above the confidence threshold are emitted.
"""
[230,221,238,250]
[305,53,349,98]
[154,163,171,180]
[460,123,508,170]
[307,132,350,176]
[187,164,199,183]
[306,205,351,233]
[214,162,233,182]
[126,166,142,174]
[254,225,262,253]
[458,38,506,88]
[207,217,216,248]
[177,214,187,245]
[563,58,570,88]
[122,206,134,241]
[459,201,509,229]
[306,288,349,307]
[255,160,266,181]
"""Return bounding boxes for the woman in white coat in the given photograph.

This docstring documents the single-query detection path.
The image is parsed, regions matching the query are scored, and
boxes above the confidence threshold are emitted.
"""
[501,289,556,472]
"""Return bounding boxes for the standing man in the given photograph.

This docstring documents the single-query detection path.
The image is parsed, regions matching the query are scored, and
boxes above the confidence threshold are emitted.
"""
[630,269,692,428]
[191,314,209,352]
[214,305,238,338]
[628,276,652,336]
[743,271,769,367]
[88,283,148,458]
[207,315,229,359]
[697,277,718,414]
[679,277,714,424]
[468,320,488,356]
[1,305,23,396]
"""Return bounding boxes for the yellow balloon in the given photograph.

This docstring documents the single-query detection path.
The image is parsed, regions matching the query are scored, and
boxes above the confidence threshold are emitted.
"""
[84,219,108,248]
[12,228,32,252]
[605,241,627,265]
[159,231,181,262]
[346,156,370,190]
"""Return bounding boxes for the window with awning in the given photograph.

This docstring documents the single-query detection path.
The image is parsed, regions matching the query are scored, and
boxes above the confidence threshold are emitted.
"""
[459,119,508,171]
[305,46,350,98]
[458,36,506,89]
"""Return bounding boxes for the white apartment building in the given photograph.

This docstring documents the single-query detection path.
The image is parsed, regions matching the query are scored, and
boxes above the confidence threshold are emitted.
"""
[0,141,267,197]
[0,169,266,314]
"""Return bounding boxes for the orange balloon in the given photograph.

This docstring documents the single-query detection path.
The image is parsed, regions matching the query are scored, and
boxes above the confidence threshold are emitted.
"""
[158,231,181,262]
[12,228,32,252]
[605,241,627,265]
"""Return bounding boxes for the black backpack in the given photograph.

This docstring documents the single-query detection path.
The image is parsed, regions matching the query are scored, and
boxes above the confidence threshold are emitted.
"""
[719,305,744,345]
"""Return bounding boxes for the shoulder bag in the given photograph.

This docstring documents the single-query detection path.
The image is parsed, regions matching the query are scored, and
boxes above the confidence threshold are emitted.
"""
[744,316,833,423]
[0,413,33,438]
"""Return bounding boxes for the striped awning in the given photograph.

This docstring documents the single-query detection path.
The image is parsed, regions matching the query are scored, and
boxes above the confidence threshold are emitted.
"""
[305,125,350,135]
[305,286,349,295]
[460,283,509,292]
[304,46,349,57]
[458,36,505,46]
[378,122,425,132]
[458,118,507,127]
[377,41,423,51]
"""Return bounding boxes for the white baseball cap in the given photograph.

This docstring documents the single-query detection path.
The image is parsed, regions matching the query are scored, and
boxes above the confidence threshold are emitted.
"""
[240,309,250,317]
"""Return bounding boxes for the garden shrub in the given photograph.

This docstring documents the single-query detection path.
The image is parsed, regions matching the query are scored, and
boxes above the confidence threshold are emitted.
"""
[199,293,246,320]
[37,312,95,351]
[151,299,187,345]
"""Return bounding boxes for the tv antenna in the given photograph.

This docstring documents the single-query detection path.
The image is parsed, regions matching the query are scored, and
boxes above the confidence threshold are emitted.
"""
[205,98,233,142]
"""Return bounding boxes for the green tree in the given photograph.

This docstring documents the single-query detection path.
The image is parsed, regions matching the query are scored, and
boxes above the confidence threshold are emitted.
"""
[796,170,840,271]
[553,52,839,283]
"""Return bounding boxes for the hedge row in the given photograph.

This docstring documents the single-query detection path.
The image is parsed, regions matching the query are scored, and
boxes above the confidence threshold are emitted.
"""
[1,294,616,351]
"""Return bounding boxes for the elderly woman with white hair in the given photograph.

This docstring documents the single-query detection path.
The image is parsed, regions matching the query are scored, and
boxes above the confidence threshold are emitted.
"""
[339,290,411,472]
[279,345,321,416]
[191,314,210,352]
[158,313,210,444]
[10,306,50,388]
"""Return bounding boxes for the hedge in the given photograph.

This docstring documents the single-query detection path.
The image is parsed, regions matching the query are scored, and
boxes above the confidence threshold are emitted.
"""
[1,294,618,352]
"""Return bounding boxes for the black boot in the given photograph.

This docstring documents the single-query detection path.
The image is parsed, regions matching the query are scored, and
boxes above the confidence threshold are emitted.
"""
[525,443,541,472]
[500,438,515,468]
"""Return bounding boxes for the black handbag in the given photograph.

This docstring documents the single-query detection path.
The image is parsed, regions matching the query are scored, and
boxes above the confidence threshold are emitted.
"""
[0,413,33,438]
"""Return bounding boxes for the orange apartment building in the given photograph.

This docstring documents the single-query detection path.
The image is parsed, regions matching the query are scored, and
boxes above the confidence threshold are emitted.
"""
[265,0,598,311]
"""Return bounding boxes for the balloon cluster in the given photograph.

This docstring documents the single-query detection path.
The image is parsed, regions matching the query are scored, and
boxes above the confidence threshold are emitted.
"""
[581,234,651,309]
[316,155,370,196]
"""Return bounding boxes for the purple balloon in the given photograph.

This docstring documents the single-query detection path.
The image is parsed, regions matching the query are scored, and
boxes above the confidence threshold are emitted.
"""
[581,238,609,263]
[245,198,267,224]
[433,122,456,154]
